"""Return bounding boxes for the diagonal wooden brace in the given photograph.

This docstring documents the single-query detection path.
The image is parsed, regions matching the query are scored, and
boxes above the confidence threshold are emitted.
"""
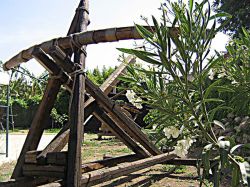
[11,78,62,179]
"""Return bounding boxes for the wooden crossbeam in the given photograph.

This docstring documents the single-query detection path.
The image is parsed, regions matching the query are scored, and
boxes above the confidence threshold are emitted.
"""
[80,153,176,186]
[11,78,62,179]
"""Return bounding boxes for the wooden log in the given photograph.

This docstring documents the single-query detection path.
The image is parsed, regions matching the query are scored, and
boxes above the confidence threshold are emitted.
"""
[85,78,162,156]
[3,26,177,71]
[67,0,89,186]
[80,153,176,186]
[11,78,62,179]
[93,107,149,158]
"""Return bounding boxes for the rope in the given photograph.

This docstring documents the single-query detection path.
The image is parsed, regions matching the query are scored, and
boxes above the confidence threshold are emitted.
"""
[69,34,87,56]
[68,64,86,77]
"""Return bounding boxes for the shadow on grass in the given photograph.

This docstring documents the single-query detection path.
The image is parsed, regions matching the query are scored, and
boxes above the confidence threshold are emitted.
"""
[100,168,199,187]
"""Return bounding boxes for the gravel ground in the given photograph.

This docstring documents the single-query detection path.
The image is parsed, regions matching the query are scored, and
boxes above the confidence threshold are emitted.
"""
[0,133,55,164]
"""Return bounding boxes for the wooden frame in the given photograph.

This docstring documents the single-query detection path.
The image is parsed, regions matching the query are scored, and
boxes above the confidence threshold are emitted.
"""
[0,1,185,187]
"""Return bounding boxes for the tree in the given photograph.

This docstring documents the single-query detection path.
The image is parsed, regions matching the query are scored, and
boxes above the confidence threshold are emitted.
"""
[213,0,250,37]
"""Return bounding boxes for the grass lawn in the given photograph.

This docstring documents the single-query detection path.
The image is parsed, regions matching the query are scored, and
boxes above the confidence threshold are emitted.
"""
[0,133,203,186]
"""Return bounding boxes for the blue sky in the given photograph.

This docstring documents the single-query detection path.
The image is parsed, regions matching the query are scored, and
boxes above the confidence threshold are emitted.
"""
[0,0,229,76]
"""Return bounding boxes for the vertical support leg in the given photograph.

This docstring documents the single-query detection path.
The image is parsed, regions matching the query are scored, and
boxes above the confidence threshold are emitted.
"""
[11,78,62,178]
[66,0,89,186]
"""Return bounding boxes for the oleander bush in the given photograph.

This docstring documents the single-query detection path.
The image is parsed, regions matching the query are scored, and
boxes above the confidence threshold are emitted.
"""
[119,0,250,186]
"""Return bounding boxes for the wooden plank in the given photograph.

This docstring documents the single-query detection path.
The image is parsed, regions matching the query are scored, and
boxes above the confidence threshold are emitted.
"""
[32,48,73,91]
[93,107,149,158]
[67,0,89,186]
[85,78,162,156]
[11,78,62,179]
[82,154,140,173]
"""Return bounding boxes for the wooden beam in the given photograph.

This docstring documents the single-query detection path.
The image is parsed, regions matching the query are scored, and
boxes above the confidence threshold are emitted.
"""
[32,48,73,91]
[80,153,176,186]
[3,25,180,72]
[23,164,65,178]
[67,0,89,186]
[2,26,147,70]
[11,78,62,179]
[85,78,162,156]
[93,107,149,158]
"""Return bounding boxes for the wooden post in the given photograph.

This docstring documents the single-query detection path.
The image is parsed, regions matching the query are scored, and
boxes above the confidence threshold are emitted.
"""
[11,78,62,178]
[67,0,89,186]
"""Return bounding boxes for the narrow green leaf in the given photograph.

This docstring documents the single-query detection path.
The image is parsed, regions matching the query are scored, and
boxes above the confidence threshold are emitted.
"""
[232,165,240,187]
[189,0,194,14]
[209,12,232,21]
[118,76,136,83]
[213,120,225,130]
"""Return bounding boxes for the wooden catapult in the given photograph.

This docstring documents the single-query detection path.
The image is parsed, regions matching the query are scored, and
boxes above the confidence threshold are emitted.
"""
[0,1,197,186]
